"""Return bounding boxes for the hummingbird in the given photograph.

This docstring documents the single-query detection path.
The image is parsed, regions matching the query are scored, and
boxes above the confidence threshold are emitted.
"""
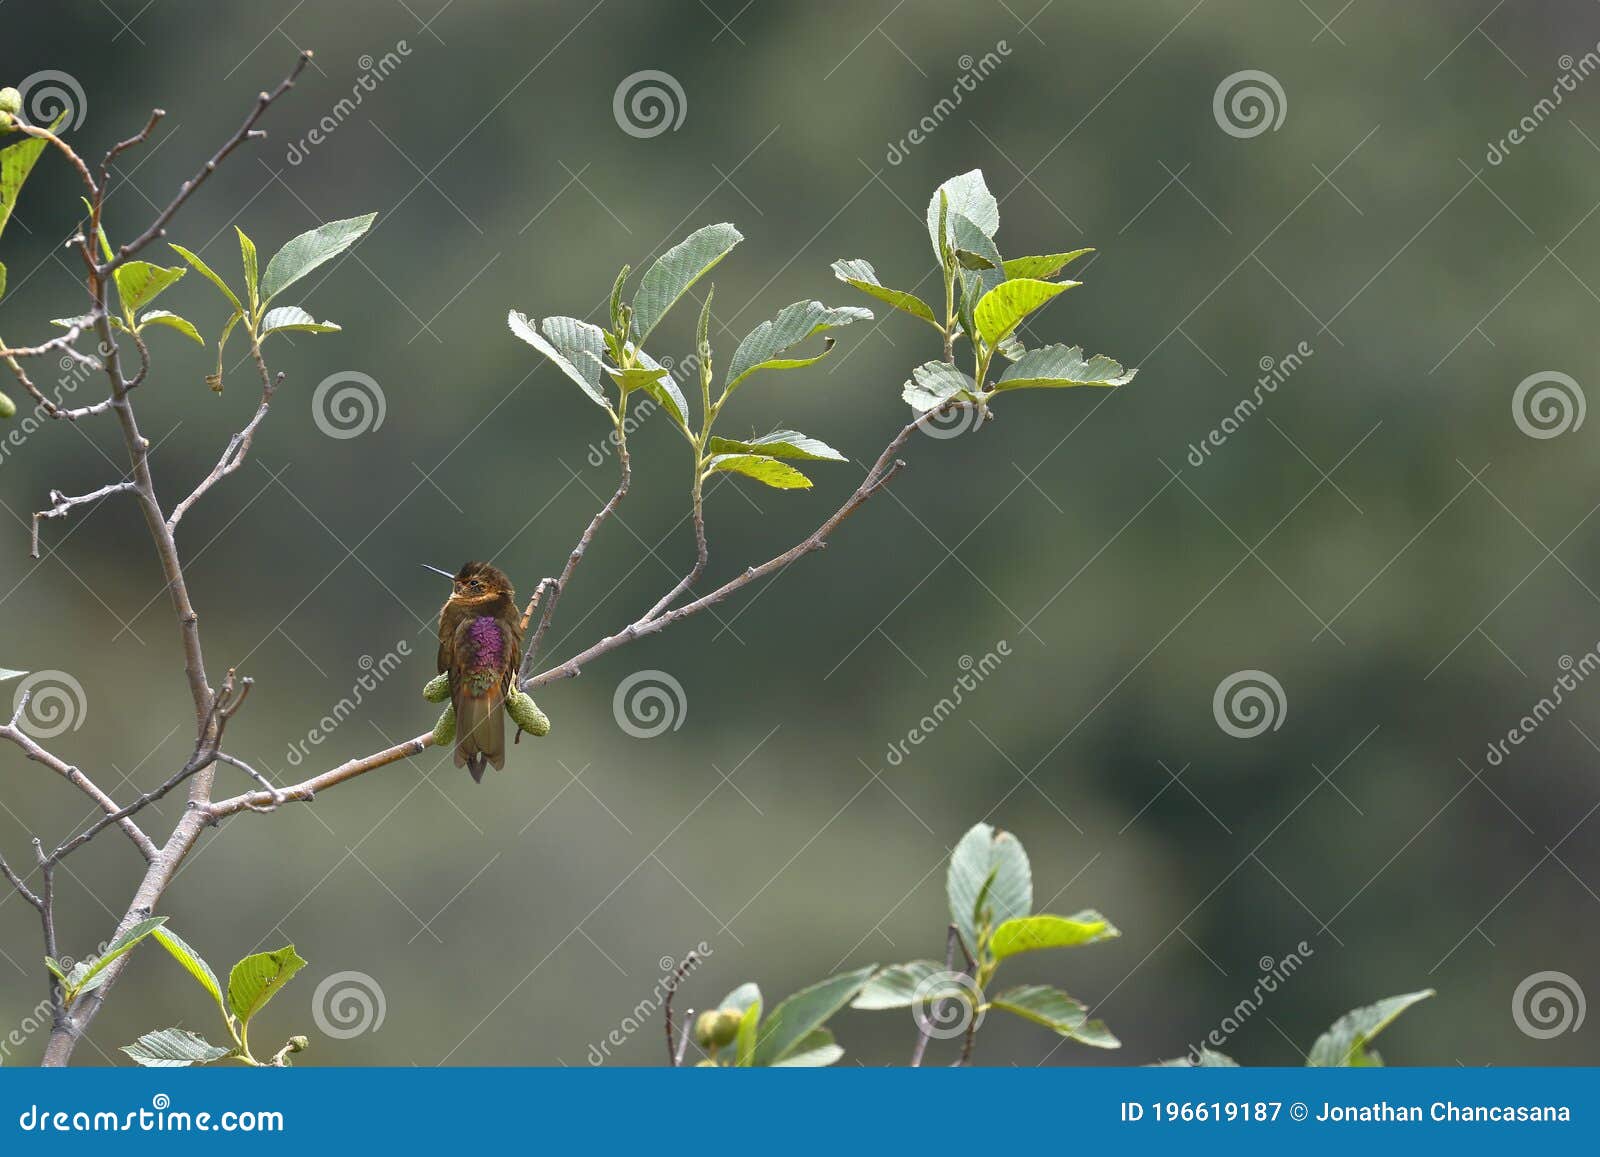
[427,561,523,783]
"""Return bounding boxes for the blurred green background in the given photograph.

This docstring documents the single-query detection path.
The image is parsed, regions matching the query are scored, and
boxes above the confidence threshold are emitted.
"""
[2,0,1598,1067]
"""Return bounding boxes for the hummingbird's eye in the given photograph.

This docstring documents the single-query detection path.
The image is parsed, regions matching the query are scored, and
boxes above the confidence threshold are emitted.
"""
[470,580,483,590]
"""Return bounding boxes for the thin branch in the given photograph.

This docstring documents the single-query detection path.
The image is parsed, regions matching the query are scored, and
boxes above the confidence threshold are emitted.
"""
[911,924,960,1067]
[2,348,116,420]
[205,733,434,820]
[524,404,964,692]
[513,577,559,686]
[525,442,631,669]
[663,949,700,1066]
[214,752,286,810]
[102,52,313,274]
[641,483,707,622]
[99,108,166,190]
[31,481,138,559]
[0,849,44,912]
[168,352,282,531]
[0,325,99,366]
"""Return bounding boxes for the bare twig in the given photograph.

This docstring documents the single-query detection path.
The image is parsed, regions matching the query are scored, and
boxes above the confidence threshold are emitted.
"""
[663,950,700,1066]
[214,753,286,810]
[205,733,435,820]
[911,924,961,1067]
[99,108,166,190]
[168,354,282,531]
[0,849,44,913]
[674,1009,695,1067]
[31,481,138,559]
[641,484,708,622]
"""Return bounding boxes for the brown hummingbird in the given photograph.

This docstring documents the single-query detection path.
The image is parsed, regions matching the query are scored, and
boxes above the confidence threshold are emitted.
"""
[427,561,523,783]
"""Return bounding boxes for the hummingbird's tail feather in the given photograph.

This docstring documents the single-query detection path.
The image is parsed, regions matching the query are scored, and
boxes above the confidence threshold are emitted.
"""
[453,685,507,780]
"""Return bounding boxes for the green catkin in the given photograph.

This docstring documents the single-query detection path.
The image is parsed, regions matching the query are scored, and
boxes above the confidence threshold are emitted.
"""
[508,691,551,737]
[0,391,15,420]
[422,673,451,702]
[432,704,456,746]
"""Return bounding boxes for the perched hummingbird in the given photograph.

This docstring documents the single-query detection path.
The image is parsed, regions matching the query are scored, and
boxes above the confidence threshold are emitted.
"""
[428,561,523,783]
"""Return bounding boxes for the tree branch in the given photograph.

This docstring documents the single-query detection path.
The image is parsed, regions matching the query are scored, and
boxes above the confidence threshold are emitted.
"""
[205,733,435,820]
[31,481,138,559]
[168,350,281,531]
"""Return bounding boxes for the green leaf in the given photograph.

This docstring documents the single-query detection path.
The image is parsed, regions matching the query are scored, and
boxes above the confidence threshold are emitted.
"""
[43,956,67,981]
[719,982,763,1015]
[236,227,258,313]
[259,305,342,335]
[992,984,1120,1048]
[769,1027,845,1067]
[138,310,204,345]
[1156,1048,1239,1067]
[703,453,811,490]
[0,259,7,302]
[927,170,998,257]
[724,300,872,392]
[733,997,762,1067]
[121,1028,231,1068]
[973,278,1072,348]
[1307,989,1434,1067]
[609,263,631,331]
[706,430,844,462]
[631,222,743,343]
[902,360,977,413]
[259,213,376,304]
[628,349,691,433]
[830,259,939,329]
[208,309,245,392]
[151,926,227,1022]
[948,823,1032,956]
[990,911,1121,960]
[169,244,242,312]
[993,344,1137,391]
[752,964,877,1066]
[851,960,950,1010]
[0,667,27,682]
[113,261,187,316]
[508,311,611,413]
[950,213,1005,297]
[1003,249,1094,281]
[227,944,307,1026]
[0,113,66,242]
[73,916,168,997]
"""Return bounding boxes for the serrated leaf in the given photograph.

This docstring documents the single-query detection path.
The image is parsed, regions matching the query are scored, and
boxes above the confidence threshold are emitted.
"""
[259,213,376,304]
[992,985,1120,1048]
[948,823,1031,956]
[631,223,743,343]
[508,311,611,413]
[704,453,812,490]
[609,264,631,331]
[169,244,242,312]
[850,960,950,1010]
[259,305,341,335]
[43,956,66,981]
[769,1027,845,1067]
[719,982,763,1014]
[1307,989,1434,1067]
[151,926,226,1021]
[630,348,691,433]
[0,667,27,682]
[121,1028,230,1068]
[138,310,204,345]
[733,997,762,1067]
[990,911,1120,959]
[951,213,1004,298]
[227,944,307,1026]
[927,170,998,257]
[1003,249,1094,281]
[113,261,187,315]
[973,278,1072,348]
[0,113,66,243]
[236,227,258,312]
[902,360,977,413]
[994,344,1137,391]
[706,430,844,462]
[753,964,877,1066]
[73,916,168,998]
[830,258,939,328]
[724,300,872,392]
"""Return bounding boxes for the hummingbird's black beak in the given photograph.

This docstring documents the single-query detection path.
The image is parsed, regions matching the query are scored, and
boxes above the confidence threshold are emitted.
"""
[420,563,456,579]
